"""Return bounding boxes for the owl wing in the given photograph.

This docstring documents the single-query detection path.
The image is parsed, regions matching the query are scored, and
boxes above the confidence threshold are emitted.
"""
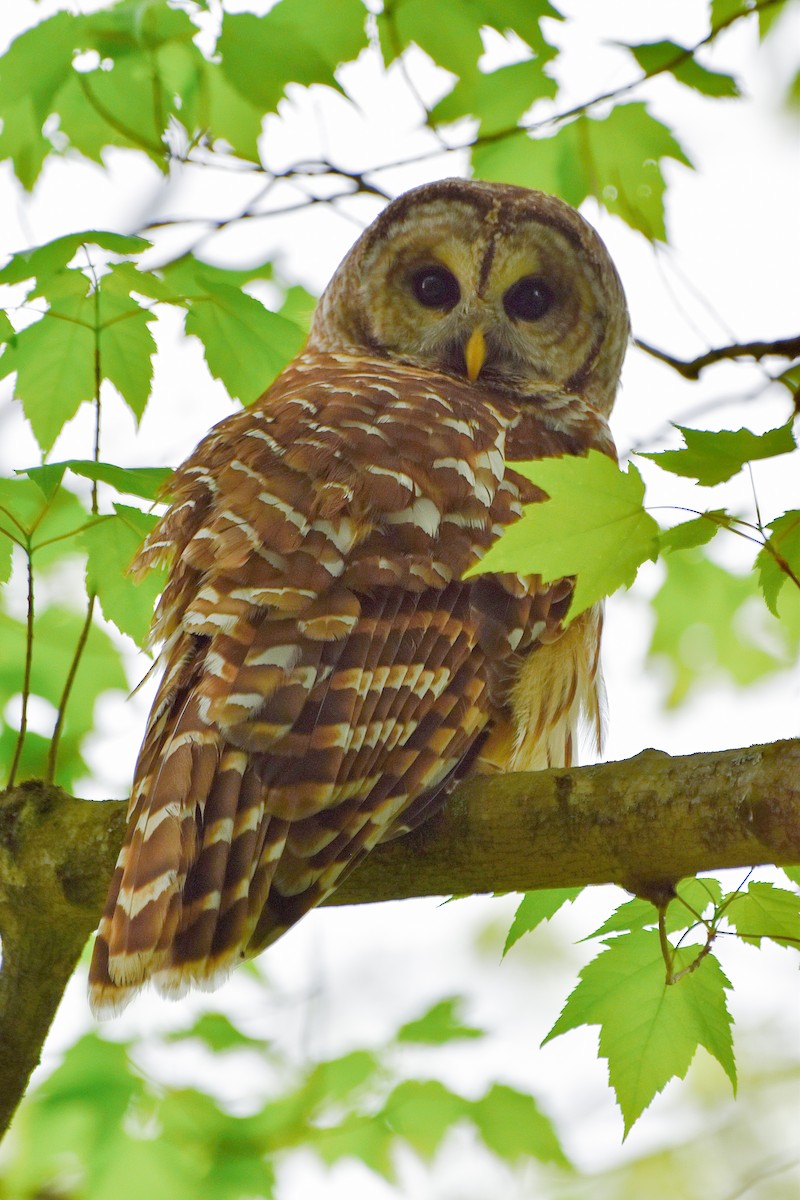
[88,353,580,1014]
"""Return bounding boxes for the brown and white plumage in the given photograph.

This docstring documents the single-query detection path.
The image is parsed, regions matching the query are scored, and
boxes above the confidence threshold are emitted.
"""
[89,179,629,1014]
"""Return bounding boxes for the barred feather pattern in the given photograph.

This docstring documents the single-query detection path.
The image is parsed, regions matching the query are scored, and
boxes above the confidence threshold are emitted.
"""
[89,349,616,1015]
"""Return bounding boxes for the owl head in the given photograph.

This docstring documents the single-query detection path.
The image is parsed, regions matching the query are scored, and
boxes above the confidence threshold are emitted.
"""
[308,178,630,418]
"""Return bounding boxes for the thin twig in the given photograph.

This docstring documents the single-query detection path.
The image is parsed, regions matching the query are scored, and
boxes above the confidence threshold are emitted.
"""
[45,594,96,785]
[141,0,784,249]
[635,334,800,379]
[45,252,105,784]
[7,558,35,789]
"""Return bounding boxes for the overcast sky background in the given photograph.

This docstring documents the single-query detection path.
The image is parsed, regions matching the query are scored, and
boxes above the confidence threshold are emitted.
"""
[1,2,800,1196]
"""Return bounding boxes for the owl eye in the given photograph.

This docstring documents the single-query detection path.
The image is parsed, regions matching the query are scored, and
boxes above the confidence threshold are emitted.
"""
[504,275,555,322]
[411,265,460,311]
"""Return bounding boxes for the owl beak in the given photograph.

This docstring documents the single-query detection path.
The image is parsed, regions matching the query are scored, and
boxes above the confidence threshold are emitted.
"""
[464,327,487,382]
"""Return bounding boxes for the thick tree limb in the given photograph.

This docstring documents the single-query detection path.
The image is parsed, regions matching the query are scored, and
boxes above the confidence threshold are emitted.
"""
[1,737,799,1138]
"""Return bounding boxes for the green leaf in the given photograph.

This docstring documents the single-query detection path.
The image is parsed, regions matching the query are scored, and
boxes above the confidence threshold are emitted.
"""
[711,0,764,30]
[471,1084,569,1167]
[82,506,165,646]
[70,59,170,165]
[724,882,800,949]
[396,997,484,1044]
[475,102,691,240]
[378,0,484,77]
[0,12,80,189]
[161,253,277,295]
[504,887,583,955]
[278,284,317,334]
[783,865,800,887]
[184,279,305,404]
[23,460,171,502]
[756,510,800,614]
[431,57,556,135]
[0,603,127,788]
[642,421,797,486]
[0,534,11,585]
[379,0,561,77]
[627,40,740,97]
[381,1077,568,1167]
[54,6,205,171]
[219,0,368,114]
[0,310,15,345]
[165,1013,267,1054]
[382,1079,472,1161]
[658,510,730,553]
[15,1032,199,1200]
[0,247,163,447]
[589,879,723,939]
[96,271,158,422]
[467,453,659,620]
[649,549,791,706]
[106,259,188,305]
[303,1050,381,1111]
[0,231,150,286]
[0,476,89,565]
[544,930,735,1133]
[311,1111,393,1177]
[202,59,265,163]
[0,297,95,452]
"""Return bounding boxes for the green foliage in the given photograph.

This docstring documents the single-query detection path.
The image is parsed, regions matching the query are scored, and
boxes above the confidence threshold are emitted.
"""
[723,880,800,948]
[756,510,800,613]
[467,452,660,620]
[219,0,368,113]
[378,0,561,79]
[182,276,305,406]
[626,39,740,97]
[642,421,797,486]
[82,506,167,645]
[504,887,583,955]
[0,228,303,785]
[0,0,799,1179]
[474,103,691,240]
[507,869,800,1131]
[0,606,127,788]
[1,993,570,1196]
[545,929,736,1134]
[648,549,799,706]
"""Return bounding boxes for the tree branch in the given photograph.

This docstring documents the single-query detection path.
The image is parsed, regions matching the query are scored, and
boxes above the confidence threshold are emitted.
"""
[634,334,800,379]
[2,737,799,1138]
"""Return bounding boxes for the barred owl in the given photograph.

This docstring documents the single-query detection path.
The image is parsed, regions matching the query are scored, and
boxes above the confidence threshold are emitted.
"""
[89,178,629,1014]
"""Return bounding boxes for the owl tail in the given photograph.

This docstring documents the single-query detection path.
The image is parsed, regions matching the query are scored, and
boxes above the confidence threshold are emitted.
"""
[88,688,285,1017]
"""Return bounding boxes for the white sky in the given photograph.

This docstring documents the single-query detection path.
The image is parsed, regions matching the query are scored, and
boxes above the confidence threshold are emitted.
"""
[1,2,800,1196]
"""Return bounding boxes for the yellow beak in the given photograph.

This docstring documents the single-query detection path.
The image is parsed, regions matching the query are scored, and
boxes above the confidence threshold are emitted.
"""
[464,327,487,382]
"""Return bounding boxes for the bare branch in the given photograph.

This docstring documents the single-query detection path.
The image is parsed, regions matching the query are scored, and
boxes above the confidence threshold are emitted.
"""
[635,334,800,380]
[2,737,799,1138]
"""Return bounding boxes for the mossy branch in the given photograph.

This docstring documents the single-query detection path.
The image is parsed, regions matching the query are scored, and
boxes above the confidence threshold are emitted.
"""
[2,737,799,1138]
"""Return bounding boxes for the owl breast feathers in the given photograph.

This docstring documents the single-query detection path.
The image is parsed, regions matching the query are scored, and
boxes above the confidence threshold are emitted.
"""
[89,178,629,1014]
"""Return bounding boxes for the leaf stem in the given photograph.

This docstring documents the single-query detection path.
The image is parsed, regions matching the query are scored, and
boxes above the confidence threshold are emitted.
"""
[44,250,106,784]
[46,593,96,785]
[657,905,673,979]
[7,557,35,789]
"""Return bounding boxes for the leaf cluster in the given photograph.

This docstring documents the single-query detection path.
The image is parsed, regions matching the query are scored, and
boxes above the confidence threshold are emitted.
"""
[471,418,800,704]
[0,0,799,1170]
[0,229,310,788]
[506,870,800,1132]
[0,992,568,1197]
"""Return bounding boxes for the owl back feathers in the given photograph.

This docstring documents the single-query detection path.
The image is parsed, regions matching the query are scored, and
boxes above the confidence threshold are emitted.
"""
[88,352,612,1014]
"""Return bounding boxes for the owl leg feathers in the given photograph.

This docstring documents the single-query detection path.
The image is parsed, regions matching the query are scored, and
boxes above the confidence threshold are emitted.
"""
[474,605,604,774]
